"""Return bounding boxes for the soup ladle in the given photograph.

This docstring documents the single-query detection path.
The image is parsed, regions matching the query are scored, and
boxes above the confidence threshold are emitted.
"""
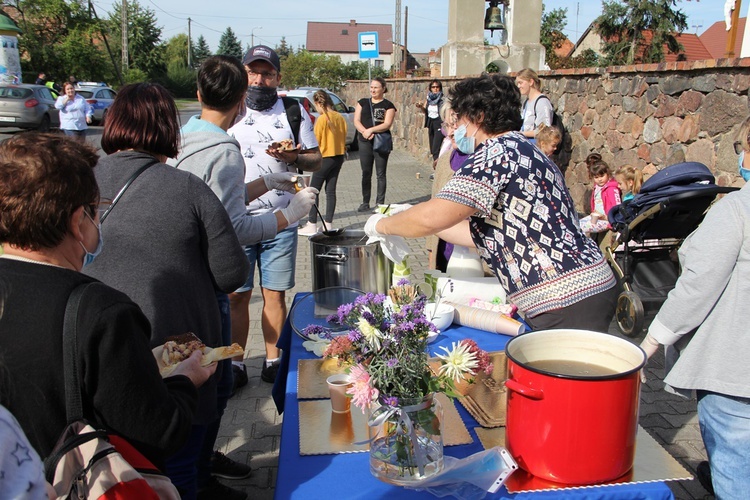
[313,204,345,237]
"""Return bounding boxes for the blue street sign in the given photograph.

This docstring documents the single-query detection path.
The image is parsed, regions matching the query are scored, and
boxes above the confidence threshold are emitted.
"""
[358,31,379,59]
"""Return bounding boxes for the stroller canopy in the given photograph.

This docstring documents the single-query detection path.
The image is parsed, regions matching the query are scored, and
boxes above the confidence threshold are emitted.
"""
[608,162,732,239]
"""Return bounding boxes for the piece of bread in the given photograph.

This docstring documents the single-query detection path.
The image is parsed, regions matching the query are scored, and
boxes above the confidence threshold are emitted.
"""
[270,139,295,151]
[158,332,245,377]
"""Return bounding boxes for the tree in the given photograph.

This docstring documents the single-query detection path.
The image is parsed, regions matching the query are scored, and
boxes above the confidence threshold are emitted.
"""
[275,37,293,60]
[281,50,346,90]
[193,35,211,67]
[164,33,189,67]
[217,27,242,60]
[540,4,568,69]
[107,0,165,79]
[595,0,687,65]
[4,0,109,83]
[341,60,388,81]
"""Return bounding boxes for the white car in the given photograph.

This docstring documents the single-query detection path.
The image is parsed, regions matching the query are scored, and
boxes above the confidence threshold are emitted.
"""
[75,82,116,125]
[281,87,357,150]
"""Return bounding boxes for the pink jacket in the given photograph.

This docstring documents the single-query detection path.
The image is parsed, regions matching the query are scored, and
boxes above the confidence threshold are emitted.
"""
[590,178,622,217]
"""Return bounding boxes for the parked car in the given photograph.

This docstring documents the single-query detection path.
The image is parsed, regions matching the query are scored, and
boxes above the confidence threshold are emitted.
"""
[75,82,116,125]
[281,87,358,149]
[0,84,60,131]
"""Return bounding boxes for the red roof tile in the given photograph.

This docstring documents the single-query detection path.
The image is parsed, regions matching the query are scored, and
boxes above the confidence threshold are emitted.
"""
[306,21,393,55]
[554,39,574,58]
[700,17,746,58]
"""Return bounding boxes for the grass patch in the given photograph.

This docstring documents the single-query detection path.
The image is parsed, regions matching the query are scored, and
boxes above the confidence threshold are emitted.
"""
[174,98,199,110]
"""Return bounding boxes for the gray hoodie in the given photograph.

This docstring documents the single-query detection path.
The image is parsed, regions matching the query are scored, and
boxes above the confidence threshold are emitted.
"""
[172,116,278,245]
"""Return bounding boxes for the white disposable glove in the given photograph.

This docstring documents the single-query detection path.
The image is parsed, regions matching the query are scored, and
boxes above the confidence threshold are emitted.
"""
[280,187,318,225]
[365,213,411,263]
[639,333,661,383]
[365,213,387,239]
[263,171,297,193]
[639,333,660,359]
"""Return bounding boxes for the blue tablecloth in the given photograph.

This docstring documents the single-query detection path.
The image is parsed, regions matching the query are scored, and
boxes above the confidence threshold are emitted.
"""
[273,294,674,499]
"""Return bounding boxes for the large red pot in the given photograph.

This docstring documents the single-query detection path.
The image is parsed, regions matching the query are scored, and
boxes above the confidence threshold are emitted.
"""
[504,329,646,485]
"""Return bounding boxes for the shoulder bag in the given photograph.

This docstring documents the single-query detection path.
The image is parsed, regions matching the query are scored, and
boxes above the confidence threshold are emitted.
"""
[370,98,393,154]
[44,282,180,500]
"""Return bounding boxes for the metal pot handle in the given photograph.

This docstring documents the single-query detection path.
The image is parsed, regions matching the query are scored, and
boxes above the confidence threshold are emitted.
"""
[505,379,544,400]
[317,252,348,262]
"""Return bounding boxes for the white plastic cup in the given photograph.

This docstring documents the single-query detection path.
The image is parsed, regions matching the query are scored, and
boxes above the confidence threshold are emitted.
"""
[326,374,353,413]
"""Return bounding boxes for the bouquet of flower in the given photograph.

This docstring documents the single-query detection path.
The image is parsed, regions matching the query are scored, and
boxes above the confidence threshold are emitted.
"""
[302,280,493,411]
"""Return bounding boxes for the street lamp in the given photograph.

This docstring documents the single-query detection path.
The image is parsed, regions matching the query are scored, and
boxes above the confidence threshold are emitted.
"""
[251,26,262,48]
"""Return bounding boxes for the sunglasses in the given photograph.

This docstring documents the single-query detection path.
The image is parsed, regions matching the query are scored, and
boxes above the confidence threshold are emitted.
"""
[430,85,440,89]
[734,141,744,155]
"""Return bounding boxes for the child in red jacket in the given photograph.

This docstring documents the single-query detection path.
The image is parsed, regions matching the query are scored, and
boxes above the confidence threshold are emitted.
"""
[579,153,621,236]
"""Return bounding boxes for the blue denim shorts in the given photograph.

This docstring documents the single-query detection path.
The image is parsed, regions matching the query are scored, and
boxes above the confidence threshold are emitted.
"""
[235,226,298,293]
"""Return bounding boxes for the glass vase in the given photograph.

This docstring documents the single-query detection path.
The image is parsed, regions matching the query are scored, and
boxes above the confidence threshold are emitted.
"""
[368,393,444,485]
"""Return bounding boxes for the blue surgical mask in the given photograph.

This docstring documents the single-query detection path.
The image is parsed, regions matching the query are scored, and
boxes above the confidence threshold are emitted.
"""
[79,211,103,267]
[739,151,750,182]
[454,124,475,155]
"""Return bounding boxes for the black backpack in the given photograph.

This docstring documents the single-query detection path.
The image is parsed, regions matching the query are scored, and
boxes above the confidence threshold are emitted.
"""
[532,95,564,141]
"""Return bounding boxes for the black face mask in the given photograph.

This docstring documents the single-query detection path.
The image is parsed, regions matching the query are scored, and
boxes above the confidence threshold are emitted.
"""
[245,86,278,111]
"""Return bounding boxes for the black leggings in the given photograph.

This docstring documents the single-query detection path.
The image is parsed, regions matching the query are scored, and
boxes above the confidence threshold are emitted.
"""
[308,154,345,223]
[427,119,443,161]
[358,139,390,205]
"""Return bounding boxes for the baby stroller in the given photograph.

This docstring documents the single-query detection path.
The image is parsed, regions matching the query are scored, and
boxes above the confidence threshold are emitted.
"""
[604,162,739,336]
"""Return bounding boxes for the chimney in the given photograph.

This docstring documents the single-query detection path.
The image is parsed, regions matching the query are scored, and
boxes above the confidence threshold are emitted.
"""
[349,20,356,26]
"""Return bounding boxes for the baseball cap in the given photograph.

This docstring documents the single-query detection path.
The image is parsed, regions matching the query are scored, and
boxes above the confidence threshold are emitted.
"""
[242,45,281,72]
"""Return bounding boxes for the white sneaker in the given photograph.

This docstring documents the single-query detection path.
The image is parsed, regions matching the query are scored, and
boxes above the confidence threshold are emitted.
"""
[297,222,318,236]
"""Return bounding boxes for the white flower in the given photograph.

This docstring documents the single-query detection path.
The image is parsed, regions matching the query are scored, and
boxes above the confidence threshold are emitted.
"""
[302,334,330,357]
[436,341,479,382]
[357,317,383,350]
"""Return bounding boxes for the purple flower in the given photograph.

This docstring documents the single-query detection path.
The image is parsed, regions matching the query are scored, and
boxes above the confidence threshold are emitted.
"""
[396,278,411,286]
[383,396,399,407]
[302,325,332,339]
[347,330,362,342]
[387,358,399,368]
[361,311,376,324]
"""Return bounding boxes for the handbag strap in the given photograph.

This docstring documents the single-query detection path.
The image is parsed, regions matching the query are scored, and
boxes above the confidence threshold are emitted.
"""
[100,159,159,224]
[369,98,376,128]
[62,282,99,423]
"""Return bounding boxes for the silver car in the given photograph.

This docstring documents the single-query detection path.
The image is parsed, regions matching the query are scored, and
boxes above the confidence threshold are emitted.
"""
[0,84,60,131]
[75,83,116,125]
[282,87,357,149]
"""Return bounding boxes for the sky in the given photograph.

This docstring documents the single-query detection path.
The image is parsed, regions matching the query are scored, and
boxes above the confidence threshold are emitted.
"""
[92,0,738,55]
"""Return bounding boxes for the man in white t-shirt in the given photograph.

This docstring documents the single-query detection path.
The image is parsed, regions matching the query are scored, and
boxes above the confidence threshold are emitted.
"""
[228,45,321,384]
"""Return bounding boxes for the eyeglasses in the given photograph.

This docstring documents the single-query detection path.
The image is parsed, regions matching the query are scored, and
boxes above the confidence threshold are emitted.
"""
[246,69,278,80]
[734,141,744,155]
[89,199,113,220]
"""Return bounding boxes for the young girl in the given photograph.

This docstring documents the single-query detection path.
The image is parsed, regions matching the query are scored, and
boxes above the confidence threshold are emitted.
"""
[579,153,621,235]
[614,164,643,202]
[535,123,562,157]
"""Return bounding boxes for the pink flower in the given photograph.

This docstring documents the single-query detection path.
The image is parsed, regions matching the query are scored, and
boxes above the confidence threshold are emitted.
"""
[347,363,379,409]
[460,339,494,376]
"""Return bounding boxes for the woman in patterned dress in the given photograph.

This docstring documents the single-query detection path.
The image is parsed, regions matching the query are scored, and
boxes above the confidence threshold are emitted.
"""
[366,74,617,332]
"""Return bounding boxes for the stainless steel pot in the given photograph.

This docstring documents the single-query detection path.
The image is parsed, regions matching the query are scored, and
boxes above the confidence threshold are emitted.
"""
[310,229,393,297]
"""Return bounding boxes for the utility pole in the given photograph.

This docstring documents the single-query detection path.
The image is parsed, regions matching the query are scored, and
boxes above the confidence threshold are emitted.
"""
[188,17,192,68]
[726,0,743,58]
[402,6,408,75]
[394,0,402,77]
[121,0,128,73]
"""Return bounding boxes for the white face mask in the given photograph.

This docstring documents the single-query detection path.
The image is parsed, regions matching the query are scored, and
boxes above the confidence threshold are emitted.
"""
[79,210,103,267]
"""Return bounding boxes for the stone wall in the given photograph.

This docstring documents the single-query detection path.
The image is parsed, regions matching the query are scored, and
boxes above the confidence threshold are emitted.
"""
[339,59,750,213]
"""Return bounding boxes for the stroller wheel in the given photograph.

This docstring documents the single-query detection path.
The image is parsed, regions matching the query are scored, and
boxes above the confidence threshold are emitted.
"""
[616,291,644,337]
